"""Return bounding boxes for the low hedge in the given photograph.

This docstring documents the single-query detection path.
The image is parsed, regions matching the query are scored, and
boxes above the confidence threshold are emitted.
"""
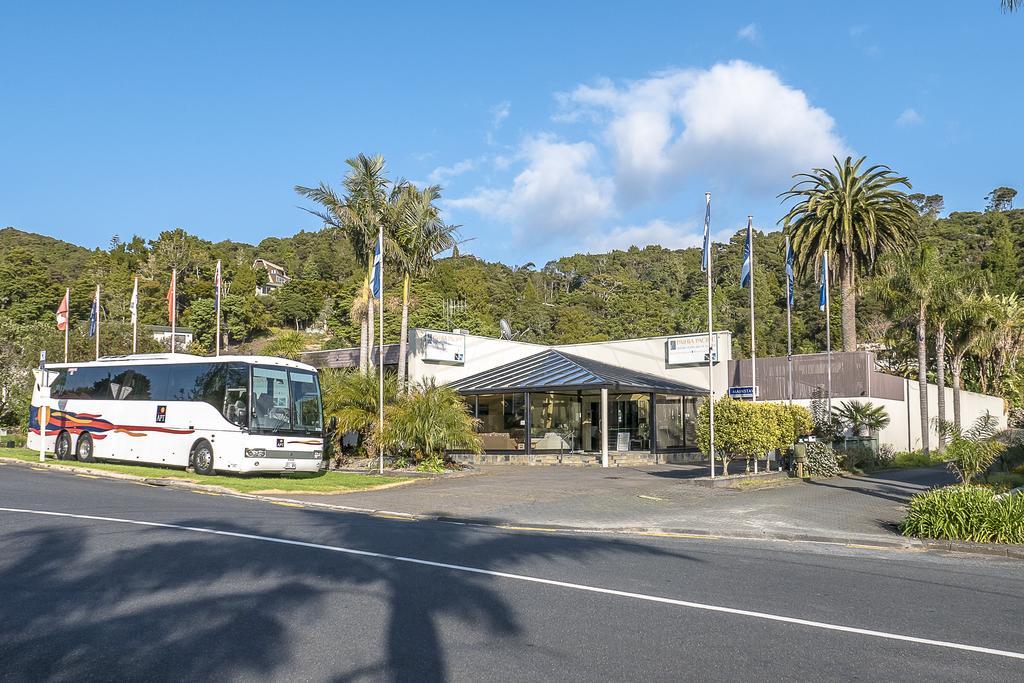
[901,485,1024,544]
[804,442,840,477]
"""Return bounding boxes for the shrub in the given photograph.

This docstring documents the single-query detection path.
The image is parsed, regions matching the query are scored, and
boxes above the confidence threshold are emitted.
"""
[804,441,840,477]
[901,485,1024,544]
[877,443,896,464]
[786,405,814,442]
[697,398,790,475]
[891,449,936,469]
[386,380,481,466]
[943,412,1006,483]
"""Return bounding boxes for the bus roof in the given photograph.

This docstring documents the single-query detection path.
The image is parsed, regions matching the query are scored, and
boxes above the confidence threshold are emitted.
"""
[45,353,319,373]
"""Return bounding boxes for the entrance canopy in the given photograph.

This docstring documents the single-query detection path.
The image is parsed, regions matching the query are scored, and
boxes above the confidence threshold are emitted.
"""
[449,349,706,396]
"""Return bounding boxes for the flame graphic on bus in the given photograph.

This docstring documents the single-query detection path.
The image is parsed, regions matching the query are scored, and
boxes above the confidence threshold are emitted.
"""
[29,407,195,440]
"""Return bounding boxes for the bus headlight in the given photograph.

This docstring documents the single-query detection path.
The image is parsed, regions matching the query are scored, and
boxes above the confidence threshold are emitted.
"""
[245,448,266,458]
[313,450,323,459]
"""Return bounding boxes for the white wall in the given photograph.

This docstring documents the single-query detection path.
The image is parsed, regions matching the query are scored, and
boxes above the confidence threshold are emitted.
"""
[786,381,1007,452]
[406,328,731,393]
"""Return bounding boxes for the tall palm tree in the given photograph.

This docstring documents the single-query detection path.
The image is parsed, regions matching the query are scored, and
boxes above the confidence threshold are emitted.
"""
[879,245,942,454]
[393,185,459,390]
[947,291,993,430]
[296,154,388,373]
[780,156,918,352]
[976,293,1024,395]
[929,273,967,452]
[1003,1,1021,12]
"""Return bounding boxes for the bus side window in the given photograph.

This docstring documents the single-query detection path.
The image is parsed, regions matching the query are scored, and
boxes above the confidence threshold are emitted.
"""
[223,364,249,427]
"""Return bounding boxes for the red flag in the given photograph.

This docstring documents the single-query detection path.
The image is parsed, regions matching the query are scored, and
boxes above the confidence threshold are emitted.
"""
[55,290,69,331]
[166,270,176,324]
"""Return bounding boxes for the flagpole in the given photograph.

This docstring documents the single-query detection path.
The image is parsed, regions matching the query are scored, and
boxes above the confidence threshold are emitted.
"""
[64,288,70,363]
[132,277,138,354]
[378,230,385,476]
[215,260,222,357]
[746,217,758,473]
[171,269,177,354]
[785,237,793,407]
[94,285,101,361]
[824,254,833,414]
[704,193,715,479]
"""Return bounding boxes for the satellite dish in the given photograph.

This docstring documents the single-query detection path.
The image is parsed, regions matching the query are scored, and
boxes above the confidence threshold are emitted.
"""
[499,319,513,340]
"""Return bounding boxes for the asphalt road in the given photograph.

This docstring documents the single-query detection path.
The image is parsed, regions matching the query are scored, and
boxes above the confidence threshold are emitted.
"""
[1,463,1022,682]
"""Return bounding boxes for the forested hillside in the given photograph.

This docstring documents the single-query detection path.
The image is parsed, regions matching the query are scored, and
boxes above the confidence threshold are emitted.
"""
[0,193,1021,424]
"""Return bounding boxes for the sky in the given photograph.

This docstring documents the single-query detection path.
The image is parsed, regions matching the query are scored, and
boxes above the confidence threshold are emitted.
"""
[1,1,1020,265]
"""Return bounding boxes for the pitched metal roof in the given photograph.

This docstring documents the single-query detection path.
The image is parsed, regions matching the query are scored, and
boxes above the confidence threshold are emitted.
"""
[449,349,707,395]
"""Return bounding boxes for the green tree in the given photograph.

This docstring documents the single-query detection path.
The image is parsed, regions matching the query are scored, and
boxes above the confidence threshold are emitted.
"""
[222,293,268,343]
[780,156,918,352]
[985,186,1017,212]
[320,368,397,461]
[878,245,944,454]
[296,154,389,374]
[387,379,481,469]
[393,185,458,390]
[696,398,784,475]
[832,400,891,437]
[185,298,217,351]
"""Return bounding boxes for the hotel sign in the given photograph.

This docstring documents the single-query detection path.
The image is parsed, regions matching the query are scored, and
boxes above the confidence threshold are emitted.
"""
[421,331,466,364]
[666,334,719,365]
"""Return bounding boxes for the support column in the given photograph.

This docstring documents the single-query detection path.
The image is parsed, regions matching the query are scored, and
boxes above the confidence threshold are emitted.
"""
[649,392,658,463]
[601,387,609,468]
[524,392,532,461]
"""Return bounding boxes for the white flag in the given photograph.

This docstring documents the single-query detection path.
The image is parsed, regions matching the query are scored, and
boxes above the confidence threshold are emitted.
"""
[129,277,139,325]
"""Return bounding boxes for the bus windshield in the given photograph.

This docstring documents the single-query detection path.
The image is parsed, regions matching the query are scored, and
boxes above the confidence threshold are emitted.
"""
[251,366,323,435]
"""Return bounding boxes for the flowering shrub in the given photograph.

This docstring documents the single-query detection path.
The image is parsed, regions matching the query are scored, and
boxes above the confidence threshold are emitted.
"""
[804,441,840,477]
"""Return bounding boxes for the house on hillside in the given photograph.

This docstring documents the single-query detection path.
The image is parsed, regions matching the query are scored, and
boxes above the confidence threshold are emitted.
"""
[253,258,290,295]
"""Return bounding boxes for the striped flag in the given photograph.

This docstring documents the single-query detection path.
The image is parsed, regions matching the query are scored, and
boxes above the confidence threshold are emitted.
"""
[739,217,753,288]
[819,253,829,311]
[88,289,98,337]
[785,235,795,307]
[55,290,69,331]
[371,231,382,299]
[701,196,711,272]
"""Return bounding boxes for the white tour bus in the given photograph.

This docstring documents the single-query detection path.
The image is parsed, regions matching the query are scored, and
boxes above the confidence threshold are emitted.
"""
[27,354,325,475]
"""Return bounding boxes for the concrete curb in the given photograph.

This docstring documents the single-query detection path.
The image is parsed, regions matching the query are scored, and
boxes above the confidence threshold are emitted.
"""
[4,456,1020,560]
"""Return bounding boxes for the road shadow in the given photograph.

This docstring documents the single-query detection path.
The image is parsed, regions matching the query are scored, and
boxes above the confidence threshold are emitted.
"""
[0,509,695,682]
[805,479,915,505]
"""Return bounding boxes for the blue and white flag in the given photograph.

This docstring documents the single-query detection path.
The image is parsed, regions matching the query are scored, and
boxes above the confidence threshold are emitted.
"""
[701,194,711,273]
[819,253,829,312]
[739,217,753,288]
[371,231,382,299]
[88,289,98,337]
[785,235,795,307]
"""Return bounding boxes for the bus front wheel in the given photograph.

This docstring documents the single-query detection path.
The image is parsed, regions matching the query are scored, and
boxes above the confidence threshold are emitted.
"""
[76,433,95,463]
[192,440,215,476]
[55,431,74,461]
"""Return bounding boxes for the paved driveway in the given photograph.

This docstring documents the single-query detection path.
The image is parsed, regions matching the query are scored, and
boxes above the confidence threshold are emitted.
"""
[272,465,956,544]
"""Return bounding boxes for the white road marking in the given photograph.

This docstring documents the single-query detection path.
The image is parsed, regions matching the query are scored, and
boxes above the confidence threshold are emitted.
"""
[2,506,1022,661]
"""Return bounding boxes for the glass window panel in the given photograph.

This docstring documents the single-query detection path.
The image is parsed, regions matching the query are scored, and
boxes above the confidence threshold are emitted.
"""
[288,370,322,433]
[222,364,249,427]
[473,393,527,451]
[60,366,114,400]
[252,367,291,432]
[125,365,170,401]
[529,393,582,452]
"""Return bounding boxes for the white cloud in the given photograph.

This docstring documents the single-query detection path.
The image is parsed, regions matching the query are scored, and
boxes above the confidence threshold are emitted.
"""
[447,135,615,239]
[562,60,850,203]
[585,218,699,252]
[427,158,477,184]
[491,101,510,128]
[895,107,923,127]
[737,23,760,43]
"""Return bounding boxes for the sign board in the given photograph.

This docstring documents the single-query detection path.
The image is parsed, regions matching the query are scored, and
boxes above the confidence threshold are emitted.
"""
[616,432,630,452]
[666,334,719,365]
[421,331,466,364]
[728,386,758,400]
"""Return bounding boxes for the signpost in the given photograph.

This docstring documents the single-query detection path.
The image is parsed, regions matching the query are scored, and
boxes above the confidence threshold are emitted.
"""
[667,333,719,365]
[33,351,59,463]
[728,386,758,400]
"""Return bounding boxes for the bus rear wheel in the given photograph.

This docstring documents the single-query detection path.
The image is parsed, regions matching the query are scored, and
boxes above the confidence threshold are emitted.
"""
[76,433,96,463]
[192,440,214,476]
[55,431,74,461]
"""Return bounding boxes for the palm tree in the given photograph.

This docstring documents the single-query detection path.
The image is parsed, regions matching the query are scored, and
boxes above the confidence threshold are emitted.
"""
[832,400,891,437]
[1003,1,1021,12]
[947,291,993,430]
[296,154,388,373]
[320,368,397,461]
[387,379,481,467]
[878,245,945,454]
[392,185,459,391]
[929,274,966,452]
[780,156,918,352]
[975,293,1024,396]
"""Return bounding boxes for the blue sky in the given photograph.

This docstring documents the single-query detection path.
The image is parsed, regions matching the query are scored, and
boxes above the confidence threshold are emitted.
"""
[1,1,1020,265]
